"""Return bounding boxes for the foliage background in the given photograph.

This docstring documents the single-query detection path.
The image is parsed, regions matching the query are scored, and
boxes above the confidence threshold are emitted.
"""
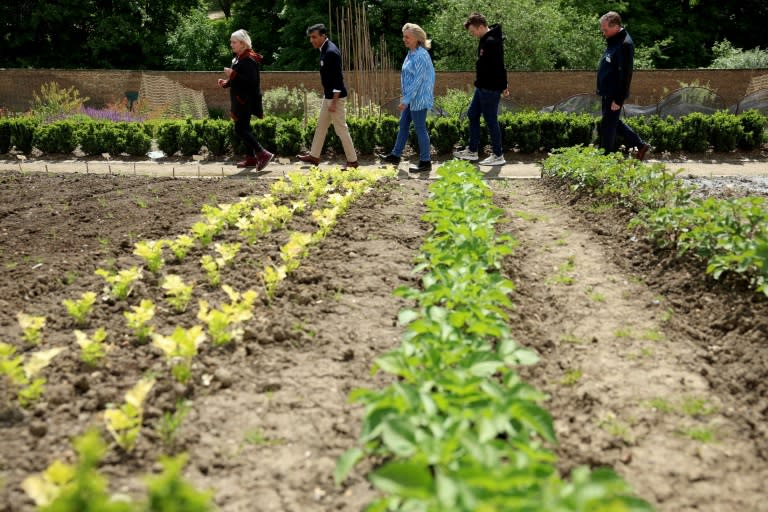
[1,0,767,71]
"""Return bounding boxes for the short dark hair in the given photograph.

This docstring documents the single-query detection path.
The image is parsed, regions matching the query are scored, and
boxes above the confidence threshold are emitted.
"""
[464,12,487,30]
[306,23,327,36]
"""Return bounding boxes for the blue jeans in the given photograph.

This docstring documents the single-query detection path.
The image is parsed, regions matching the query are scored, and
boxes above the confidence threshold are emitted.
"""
[600,96,644,153]
[392,106,430,162]
[467,88,502,156]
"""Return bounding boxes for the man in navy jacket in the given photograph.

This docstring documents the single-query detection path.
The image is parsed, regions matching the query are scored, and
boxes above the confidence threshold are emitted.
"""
[597,11,650,160]
[298,24,358,169]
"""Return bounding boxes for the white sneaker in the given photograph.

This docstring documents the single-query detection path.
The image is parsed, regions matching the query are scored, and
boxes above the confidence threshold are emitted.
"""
[453,148,479,161]
[479,154,505,166]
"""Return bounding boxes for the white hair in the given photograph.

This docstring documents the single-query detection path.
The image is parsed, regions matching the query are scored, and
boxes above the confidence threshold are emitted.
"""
[402,23,431,50]
[231,29,252,49]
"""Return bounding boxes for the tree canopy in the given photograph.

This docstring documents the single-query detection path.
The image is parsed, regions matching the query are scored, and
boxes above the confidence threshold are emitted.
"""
[1,0,766,70]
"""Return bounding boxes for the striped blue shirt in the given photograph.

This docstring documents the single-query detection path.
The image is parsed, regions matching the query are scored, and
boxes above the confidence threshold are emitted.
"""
[400,46,435,111]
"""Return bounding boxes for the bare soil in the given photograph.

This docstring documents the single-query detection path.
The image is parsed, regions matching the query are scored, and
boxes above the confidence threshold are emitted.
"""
[494,179,768,512]
[0,171,430,511]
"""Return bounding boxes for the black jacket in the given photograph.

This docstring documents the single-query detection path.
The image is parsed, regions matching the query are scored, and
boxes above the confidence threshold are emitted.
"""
[475,24,507,92]
[596,28,634,105]
[223,49,264,117]
[318,39,347,99]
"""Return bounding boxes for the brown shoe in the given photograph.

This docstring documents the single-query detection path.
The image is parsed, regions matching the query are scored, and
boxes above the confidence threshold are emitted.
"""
[635,143,651,161]
[342,161,359,170]
[297,153,320,165]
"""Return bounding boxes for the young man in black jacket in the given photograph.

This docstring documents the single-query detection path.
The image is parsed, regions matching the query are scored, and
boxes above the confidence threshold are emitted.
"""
[298,24,358,169]
[454,13,509,167]
[597,11,650,160]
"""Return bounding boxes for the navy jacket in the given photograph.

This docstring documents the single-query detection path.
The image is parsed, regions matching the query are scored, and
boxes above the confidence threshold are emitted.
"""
[318,39,347,99]
[475,24,508,92]
[223,49,264,117]
[596,28,634,106]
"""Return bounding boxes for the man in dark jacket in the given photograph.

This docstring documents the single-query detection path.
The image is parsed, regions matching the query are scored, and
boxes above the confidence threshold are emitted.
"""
[597,12,650,160]
[298,24,358,169]
[454,12,509,167]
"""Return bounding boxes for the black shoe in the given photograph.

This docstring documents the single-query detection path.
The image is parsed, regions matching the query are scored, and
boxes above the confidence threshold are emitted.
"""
[409,160,432,173]
[377,152,400,165]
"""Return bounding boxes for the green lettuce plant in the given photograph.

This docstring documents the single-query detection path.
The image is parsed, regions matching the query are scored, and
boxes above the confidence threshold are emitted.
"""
[74,328,108,366]
[134,240,166,273]
[162,275,195,313]
[152,326,206,383]
[103,377,155,452]
[1,343,64,407]
[62,291,97,326]
[123,299,156,344]
[17,312,46,345]
[168,234,195,262]
[95,266,143,300]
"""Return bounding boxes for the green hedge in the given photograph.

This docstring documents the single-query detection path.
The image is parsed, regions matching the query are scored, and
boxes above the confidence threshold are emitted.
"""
[0,111,764,157]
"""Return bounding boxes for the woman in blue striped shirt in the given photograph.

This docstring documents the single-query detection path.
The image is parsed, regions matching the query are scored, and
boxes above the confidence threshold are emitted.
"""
[379,23,435,173]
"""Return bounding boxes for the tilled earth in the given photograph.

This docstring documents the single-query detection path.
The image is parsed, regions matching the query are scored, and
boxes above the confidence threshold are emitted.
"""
[1,169,767,512]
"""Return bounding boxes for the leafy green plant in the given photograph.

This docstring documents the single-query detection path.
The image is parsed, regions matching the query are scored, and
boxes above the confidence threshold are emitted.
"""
[197,285,257,346]
[1,343,64,407]
[30,82,89,121]
[279,232,313,272]
[17,312,46,345]
[199,255,220,286]
[143,453,213,512]
[134,240,166,273]
[158,400,192,449]
[74,328,108,366]
[62,291,97,326]
[191,221,219,247]
[22,430,133,512]
[103,377,155,452]
[261,264,287,300]
[168,234,196,262]
[95,266,143,300]
[124,299,156,344]
[162,275,195,313]
[152,326,206,383]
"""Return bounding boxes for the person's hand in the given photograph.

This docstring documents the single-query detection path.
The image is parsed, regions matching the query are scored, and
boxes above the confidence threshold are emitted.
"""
[217,78,226,88]
[224,67,233,78]
[611,101,621,111]
[328,100,337,113]
[398,103,406,112]
[503,88,510,97]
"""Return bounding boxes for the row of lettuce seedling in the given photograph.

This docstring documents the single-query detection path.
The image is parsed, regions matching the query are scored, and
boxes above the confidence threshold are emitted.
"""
[335,160,651,511]
[4,165,394,510]
[541,146,768,296]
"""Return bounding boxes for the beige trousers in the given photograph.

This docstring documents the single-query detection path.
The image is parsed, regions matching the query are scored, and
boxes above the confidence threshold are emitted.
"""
[310,98,357,162]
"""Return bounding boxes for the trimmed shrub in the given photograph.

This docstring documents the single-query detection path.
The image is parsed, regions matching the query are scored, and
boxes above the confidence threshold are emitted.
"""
[33,120,79,154]
[274,118,303,156]
[199,119,230,156]
[349,116,378,155]
[0,120,11,153]
[124,123,152,156]
[178,120,202,156]
[374,115,399,151]
[738,110,767,150]
[157,121,183,156]
[709,111,743,152]
[429,117,461,154]
[10,118,38,154]
[679,112,711,152]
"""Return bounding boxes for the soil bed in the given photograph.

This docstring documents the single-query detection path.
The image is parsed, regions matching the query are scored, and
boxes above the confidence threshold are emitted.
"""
[494,179,767,511]
[0,171,430,511]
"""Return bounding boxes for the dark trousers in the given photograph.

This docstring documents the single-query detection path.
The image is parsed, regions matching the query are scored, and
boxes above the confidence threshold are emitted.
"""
[232,101,263,156]
[600,97,644,153]
[467,88,503,156]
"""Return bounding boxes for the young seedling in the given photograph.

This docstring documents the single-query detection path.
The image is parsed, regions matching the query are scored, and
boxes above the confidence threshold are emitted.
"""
[123,299,155,344]
[95,266,142,300]
[133,240,165,273]
[17,312,46,345]
[168,234,195,262]
[279,232,312,272]
[144,453,213,511]
[152,326,206,383]
[161,275,194,313]
[75,328,108,366]
[158,400,191,449]
[104,377,155,452]
[0,343,64,407]
[199,255,220,286]
[560,368,583,386]
[62,291,97,326]
[214,242,241,268]
[197,285,257,346]
[191,221,218,247]
[261,264,287,300]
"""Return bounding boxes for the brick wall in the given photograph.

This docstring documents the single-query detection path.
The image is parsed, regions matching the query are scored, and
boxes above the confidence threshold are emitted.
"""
[1,68,766,114]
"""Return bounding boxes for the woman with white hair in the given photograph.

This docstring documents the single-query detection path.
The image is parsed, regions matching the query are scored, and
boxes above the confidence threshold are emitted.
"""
[378,23,435,173]
[217,29,273,170]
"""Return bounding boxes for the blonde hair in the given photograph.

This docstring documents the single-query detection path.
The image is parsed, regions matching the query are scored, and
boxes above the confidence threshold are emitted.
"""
[230,29,252,49]
[402,23,431,50]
